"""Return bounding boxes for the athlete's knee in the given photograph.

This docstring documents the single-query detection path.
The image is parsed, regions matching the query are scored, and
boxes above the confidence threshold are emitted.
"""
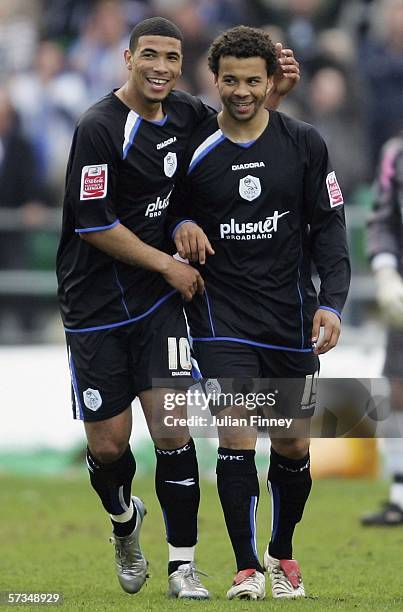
[153,435,191,450]
[271,437,310,459]
[218,433,256,450]
[88,438,129,464]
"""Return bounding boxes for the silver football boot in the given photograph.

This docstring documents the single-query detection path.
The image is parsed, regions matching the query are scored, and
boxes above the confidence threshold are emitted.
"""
[168,562,210,599]
[110,496,148,594]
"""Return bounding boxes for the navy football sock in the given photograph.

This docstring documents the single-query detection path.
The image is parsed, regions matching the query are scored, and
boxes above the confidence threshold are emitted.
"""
[155,438,200,554]
[86,445,137,535]
[267,447,312,559]
[216,447,264,573]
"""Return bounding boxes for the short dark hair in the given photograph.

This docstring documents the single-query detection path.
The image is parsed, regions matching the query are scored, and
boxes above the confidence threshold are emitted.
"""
[129,17,183,52]
[208,26,277,77]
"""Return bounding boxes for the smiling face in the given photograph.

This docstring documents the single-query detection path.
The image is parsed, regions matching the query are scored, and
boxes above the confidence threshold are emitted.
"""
[215,55,272,123]
[125,35,182,104]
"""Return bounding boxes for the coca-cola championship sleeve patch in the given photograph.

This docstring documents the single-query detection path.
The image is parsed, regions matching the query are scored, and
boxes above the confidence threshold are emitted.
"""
[80,164,108,200]
[67,117,119,232]
[326,171,344,207]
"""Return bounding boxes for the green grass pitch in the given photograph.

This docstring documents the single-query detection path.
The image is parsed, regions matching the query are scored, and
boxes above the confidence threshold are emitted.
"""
[1,474,403,611]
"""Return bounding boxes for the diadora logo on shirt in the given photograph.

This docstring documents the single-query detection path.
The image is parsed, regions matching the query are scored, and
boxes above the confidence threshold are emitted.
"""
[80,164,108,200]
[232,162,265,171]
[157,136,177,150]
[239,175,261,201]
[220,211,290,240]
[145,189,172,218]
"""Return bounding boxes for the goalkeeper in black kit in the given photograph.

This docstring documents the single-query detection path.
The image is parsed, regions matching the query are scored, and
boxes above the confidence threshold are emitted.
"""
[169,26,350,600]
[364,130,403,526]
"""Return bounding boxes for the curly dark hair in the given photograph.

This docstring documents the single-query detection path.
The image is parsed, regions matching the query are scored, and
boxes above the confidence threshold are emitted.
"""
[208,26,277,77]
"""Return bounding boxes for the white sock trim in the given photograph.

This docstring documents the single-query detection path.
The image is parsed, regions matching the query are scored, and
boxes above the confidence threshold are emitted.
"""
[110,500,134,523]
[168,544,195,562]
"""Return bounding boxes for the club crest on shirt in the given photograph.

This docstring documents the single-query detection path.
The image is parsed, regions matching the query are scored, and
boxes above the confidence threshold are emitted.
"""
[80,164,108,200]
[204,378,222,397]
[326,171,344,207]
[164,151,177,178]
[83,388,102,411]
[239,175,261,202]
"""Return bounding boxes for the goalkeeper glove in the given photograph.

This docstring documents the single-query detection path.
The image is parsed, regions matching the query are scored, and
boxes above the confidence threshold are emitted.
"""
[375,267,403,329]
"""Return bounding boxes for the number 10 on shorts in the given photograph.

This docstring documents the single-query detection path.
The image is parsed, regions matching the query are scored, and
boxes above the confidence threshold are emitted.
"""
[168,337,192,370]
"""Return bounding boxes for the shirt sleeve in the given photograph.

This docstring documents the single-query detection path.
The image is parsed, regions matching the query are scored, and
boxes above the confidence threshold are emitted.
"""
[65,117,120,233]
[304,127,351,316]
[367,138,403,266]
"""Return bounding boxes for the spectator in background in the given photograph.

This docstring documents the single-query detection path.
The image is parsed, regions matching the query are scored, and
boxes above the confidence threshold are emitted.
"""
[0,89,47,269]
[68,0,129,101]
[0,0,39,82]
[40,0,90,44]
[359,0,403,168]
[195,52,220,109]
[250,0,345,75]
[152,0,215,92]
[9,39,89,203]
[304,66,369,200]
[365,128,403,525]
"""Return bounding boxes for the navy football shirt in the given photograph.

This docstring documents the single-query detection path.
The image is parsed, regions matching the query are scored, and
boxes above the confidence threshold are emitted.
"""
[57,90,214,331]
[170,111,351,351]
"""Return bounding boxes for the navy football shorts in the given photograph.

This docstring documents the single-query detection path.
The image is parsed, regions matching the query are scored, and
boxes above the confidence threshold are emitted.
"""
[65,295,193,421]
[193,339,319,419]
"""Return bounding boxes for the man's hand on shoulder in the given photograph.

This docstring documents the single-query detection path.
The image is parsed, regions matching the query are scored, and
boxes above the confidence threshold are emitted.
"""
[266,43,300,109]
[174,221,215,264]
[311,309,341,355]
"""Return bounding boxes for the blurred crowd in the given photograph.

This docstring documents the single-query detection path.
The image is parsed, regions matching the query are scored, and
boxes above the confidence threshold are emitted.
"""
[1,0,403,341]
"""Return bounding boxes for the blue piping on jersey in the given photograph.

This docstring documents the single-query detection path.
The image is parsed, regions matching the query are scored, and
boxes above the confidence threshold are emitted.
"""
[250,495,258,559]
[69,350,83,419]
[297,267,304,350]
[237,139,256,148]
[65,289,177,333]
[112,263,131,319]
[318,305,341,320]
[75,219,120,233]
[123,116,142,159]
[192,336,313,353]
[171,219,197,239]
[148,114,168,126]
[204,289,216,337]
[188,134,226,174]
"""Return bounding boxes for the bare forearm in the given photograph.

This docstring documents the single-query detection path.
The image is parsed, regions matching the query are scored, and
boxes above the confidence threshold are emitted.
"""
[265,88,284,111]
[80,222,171,274]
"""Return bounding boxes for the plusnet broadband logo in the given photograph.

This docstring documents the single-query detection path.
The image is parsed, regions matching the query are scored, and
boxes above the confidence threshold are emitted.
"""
[220,210,290,240]
[145,188,172,218]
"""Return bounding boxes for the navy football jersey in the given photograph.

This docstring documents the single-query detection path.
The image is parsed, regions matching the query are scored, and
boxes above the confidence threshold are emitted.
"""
[170,111,351,351]
[57,90,214,331]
